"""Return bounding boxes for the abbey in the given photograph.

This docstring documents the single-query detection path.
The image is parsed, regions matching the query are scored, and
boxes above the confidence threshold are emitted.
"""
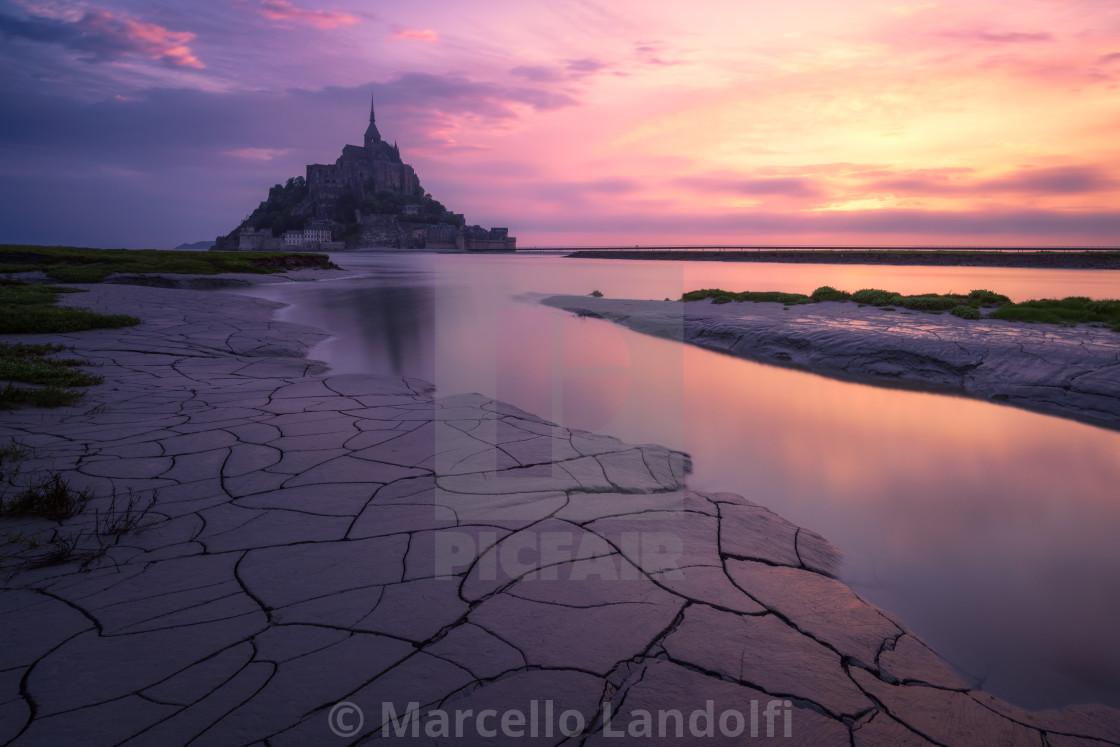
[306,97,421,212]
[217,94,514,251]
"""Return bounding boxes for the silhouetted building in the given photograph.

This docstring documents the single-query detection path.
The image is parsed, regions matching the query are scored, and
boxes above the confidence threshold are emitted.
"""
[307,96,420,213]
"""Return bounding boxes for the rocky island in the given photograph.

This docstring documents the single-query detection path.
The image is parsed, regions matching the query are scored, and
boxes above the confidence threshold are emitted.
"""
[213,97,515,253]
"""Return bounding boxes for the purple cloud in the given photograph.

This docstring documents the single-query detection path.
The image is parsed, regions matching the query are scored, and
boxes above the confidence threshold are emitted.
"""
[868,166,1115,196]
[510,58,607,83]
[941,28,1054,44]
[676,175,823,198]
[634,41,681,67]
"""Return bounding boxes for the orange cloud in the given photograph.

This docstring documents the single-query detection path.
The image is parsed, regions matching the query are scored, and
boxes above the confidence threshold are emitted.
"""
[258,1,357,30]
[107,13,204,68]
[3,5,205,68]
[389,28,439,43]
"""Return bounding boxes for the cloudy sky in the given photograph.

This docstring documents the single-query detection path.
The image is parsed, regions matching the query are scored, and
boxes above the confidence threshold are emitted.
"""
[1,0,1119,248]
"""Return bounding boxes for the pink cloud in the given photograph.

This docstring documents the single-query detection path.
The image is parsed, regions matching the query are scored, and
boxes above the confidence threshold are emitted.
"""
[222,147,290,161]
[0,7,205,68]
[258,1,357,30]
[389,28,439,43]
[104,13,204,68]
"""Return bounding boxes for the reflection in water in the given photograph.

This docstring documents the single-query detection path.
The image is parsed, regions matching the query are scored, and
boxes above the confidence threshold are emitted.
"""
[238,254,1120,711]
[250,267,438,379]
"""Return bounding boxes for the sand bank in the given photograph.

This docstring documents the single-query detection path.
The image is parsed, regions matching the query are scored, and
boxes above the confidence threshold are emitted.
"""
[541,294,1120,430]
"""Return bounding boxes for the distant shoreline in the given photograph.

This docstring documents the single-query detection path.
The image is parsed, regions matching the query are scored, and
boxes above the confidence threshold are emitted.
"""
[564,250,1120,269]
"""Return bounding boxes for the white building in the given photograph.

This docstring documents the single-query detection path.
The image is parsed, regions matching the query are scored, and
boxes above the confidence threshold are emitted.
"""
[303,224,332,243]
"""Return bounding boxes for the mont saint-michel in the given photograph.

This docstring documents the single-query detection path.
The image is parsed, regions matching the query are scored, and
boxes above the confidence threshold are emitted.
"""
[214,96,515,252]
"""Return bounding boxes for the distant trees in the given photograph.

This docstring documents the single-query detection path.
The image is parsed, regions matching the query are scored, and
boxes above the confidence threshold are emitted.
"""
[247,176,310,236]
[357,183,460,225]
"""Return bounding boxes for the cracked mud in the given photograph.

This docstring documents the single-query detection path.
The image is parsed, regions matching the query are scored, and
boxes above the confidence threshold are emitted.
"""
[0,284,1117,745]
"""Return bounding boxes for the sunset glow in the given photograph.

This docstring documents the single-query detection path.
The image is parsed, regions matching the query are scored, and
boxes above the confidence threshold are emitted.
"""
[1,0,1118,247]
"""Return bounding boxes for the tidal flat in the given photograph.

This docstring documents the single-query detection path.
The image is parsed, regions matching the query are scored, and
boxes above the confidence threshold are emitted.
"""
[0,256,1118,744]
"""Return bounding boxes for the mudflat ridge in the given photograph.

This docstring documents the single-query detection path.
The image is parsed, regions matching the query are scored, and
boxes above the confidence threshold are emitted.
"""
[0,282,1117,744]
[541,294,1120,430]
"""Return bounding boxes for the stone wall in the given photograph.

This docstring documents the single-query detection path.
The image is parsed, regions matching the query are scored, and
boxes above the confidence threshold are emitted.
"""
[237,228,284,251]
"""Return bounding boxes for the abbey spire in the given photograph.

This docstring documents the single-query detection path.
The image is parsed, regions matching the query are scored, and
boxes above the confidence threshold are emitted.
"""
[364,93,381,148]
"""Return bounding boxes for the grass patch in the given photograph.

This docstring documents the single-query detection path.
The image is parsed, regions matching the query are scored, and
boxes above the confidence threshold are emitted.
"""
[682,288,813,305]
[0,281,123,409]
[1,442,156,571]
[809,286,851,302]
[951,305,981,320]
[1,473,90,522]
[681,285,1118,331]
[0,244,338,283]
[0,342,101,410]
[0,385,84,410]
[0,281,140,334]
[0,343,100,388]
[990,297,1120,331]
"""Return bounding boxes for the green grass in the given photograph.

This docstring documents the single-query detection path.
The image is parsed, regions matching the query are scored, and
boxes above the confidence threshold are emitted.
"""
[809,286,851,302]
[681,289,814,305]
[681,285,1119,331]
[0,281,139,334]
[0,343,101,388]
[990,297,1120,331]
[0,280,125,409]
[951,305,981,320]
[0,244,337,283]
[0,343,102,410]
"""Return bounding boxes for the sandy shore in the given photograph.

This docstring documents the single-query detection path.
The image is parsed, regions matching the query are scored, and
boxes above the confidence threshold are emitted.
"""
[0,277,1118,744]
[541,294,1120,431]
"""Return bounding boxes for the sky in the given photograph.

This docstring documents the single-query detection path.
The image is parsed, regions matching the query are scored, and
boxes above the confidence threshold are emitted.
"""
[1,0,1119,248]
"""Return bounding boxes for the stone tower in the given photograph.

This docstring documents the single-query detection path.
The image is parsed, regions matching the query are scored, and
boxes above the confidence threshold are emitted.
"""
[364,95,381,149]
[307,93,420,214]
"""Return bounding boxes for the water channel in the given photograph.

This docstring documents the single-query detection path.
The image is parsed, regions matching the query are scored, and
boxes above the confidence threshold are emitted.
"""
[237,253,1120,711]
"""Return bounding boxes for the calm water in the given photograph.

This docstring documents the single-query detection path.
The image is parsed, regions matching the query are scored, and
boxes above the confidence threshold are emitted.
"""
[238,254,1120,711]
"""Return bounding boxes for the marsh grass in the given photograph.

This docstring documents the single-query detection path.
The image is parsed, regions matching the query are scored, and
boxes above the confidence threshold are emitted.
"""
[0,342,102,410]
[0,443,155,571]
[682,289,813,305]
[0,244,336,283]
[951,305,981,320]
[0,473,91,522]
[0,343,101,388]
[682,285,1118,331]
[0,281,120,408]
[0,281,139,334]
[990,297,1120,331]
